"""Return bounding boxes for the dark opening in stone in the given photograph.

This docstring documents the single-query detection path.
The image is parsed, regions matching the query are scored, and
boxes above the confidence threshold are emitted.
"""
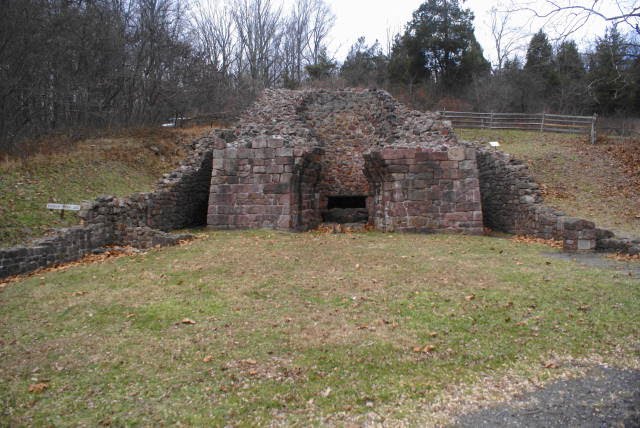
[327,196,367,210]
[324,196,368,223]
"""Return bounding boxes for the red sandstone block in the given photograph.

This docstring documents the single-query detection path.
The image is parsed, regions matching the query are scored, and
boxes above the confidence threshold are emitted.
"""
[448,147,466,161]
[263,183,289,194]
[381,148,410,160]
[464,148,477,160]
[207,214,226,225]
[252,137,268,149]
[439,161,458,169]
[408,190,428,200]
[267,165,284,174]
[276,148,294,157]
[444,212,472,222]
[267,138,284,148]
[415,151,435,162]
[410,164,434,174]
[387,164,409,173]
[276,156,293,165]
[459,160,476,170]
[428,151,450,161]
[440,169,461,180]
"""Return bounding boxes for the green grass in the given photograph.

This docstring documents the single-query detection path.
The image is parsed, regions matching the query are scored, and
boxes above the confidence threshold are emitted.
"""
[0,158,162,245]
[0,128,208,247]
[1,230,638,425]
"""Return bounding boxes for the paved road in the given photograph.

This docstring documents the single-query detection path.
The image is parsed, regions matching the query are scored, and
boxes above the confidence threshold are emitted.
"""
[454,366,640,427]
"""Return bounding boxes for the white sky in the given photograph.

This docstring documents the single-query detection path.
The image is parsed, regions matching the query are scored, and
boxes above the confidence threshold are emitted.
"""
[323,0,627,65]
[206,0,636,66]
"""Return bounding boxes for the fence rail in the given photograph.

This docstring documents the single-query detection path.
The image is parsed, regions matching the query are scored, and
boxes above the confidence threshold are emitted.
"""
[438,111,597,143]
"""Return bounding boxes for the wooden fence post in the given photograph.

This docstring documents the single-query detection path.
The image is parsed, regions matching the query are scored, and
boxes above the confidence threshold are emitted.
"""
[591,113,598,144]
[540,112,545,132]
[490,112,494,129]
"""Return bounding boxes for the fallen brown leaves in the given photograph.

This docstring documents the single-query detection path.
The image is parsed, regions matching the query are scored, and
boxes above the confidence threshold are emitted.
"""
[512,235,563,249]
[604,138,640,179]
[28,383,49,393]
[606,253,640,261]
[413,344,436,354]
[313,223,374,234]
[0,236,198,289]
[0,246,142,289]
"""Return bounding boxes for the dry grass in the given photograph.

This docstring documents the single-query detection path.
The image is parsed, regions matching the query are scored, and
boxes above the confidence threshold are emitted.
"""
[459,129,640,237]
[0,230,637,425]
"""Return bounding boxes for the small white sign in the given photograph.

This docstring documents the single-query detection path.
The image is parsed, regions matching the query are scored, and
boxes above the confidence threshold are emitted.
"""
[46,203,81,211]
[489,141,501,147]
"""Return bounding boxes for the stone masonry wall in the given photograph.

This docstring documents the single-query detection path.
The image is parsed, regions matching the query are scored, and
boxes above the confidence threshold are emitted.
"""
[208,88,476,232]
[0,135,217,280]
[364,145,483,233]
[477,147,599,251]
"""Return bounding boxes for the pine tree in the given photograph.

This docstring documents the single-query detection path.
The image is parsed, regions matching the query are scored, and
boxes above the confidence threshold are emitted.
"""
[587,27,634,115]
[388,0,489,92]
[554,40,586,113]
[524,30,558,111]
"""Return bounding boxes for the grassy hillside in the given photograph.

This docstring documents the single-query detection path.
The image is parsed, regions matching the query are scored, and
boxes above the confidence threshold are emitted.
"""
[0,127,211,247]
[0,231,638,425]
[458,129,640,237]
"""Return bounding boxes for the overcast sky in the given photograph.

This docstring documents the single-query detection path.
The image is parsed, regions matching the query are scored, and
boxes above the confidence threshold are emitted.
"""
[322,0,626,65]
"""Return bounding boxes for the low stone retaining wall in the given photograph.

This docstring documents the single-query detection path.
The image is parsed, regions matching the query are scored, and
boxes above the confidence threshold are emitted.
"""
[0,135,217,280]
[476,147,638,254]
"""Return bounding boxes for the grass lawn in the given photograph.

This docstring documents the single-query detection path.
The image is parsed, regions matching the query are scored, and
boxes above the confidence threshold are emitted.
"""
[458,129,640,237]
[1,230,638,425]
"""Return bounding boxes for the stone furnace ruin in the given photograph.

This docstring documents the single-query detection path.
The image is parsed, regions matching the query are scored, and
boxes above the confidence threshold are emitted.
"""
[208,89,483,234]
[1,88,638,279]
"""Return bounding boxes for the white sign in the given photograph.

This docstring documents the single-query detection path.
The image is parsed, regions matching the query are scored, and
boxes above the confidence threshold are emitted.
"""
[489,141,501,147]
[46,203,81,211]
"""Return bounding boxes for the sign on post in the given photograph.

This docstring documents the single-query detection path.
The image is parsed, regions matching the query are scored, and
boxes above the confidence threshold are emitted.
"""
[46,203,81,218]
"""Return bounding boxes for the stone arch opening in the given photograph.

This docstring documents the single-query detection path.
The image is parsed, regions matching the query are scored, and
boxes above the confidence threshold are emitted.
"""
[323,195,369,224]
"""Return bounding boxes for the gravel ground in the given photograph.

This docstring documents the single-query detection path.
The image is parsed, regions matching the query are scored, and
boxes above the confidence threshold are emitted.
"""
[454,366,640,427]
[545,252,640,279]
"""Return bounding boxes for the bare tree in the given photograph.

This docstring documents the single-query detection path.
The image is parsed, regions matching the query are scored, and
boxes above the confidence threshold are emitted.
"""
[191,0,236,77]
[487,5,530,70]
[285,0,312,85]
[306,0,335,67]
[232,0,284,90]
[280,0,335,86]
[509,0,640,38]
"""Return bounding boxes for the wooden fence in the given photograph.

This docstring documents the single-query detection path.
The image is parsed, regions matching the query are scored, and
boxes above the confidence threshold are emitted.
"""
[438,111,597,144]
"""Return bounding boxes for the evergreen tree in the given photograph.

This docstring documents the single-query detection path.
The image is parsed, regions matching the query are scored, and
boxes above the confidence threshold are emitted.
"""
[388,0,489,92]
[587,26,634,115]
[524,30,558,111]
[554,40,586,113]
[305,49,337,81]
[340,37,388,87]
